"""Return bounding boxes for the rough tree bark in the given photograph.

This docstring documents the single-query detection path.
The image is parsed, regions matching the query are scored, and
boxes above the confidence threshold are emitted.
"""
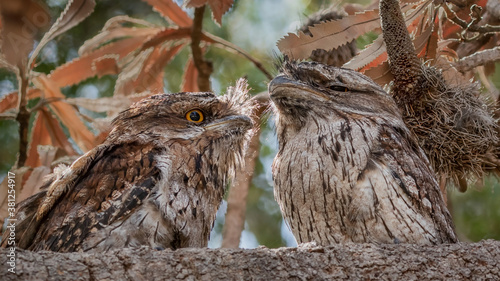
[1,240,499,280]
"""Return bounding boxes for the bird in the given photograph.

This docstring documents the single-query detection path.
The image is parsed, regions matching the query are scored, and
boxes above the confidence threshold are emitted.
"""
[269,59,457,245]
[2,79,255,252]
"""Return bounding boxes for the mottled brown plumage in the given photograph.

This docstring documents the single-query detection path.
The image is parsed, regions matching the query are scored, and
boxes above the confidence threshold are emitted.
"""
[270,60,457,245]
[2,79,254,252]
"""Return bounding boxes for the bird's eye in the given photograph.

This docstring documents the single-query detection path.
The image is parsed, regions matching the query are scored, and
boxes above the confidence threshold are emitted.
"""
[329,85,349,92]
[186,109,204,123]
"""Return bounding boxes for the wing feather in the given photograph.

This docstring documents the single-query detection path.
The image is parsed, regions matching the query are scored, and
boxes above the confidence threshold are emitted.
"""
[9,141,162,252]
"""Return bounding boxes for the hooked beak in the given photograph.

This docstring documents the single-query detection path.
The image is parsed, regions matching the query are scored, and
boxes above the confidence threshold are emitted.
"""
[269,75,329,102]
[203,115,253,133]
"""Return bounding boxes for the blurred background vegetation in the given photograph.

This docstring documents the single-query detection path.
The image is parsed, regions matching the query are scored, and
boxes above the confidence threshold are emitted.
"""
[0,0,498,248]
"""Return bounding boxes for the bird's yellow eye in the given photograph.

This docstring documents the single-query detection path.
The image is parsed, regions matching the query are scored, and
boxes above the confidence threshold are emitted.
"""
[186,109,204,123]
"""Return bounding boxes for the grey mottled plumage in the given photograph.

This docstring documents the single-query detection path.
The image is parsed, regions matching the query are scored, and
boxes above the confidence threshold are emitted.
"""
[2,79,254,252]
[270,60,457,245]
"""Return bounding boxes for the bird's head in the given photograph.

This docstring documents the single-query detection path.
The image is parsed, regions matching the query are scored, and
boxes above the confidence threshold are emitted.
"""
[269,60,401,130]
[109,79,255,168]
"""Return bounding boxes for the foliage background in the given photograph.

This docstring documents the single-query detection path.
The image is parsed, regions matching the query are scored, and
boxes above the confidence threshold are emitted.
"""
[0,0,498,248]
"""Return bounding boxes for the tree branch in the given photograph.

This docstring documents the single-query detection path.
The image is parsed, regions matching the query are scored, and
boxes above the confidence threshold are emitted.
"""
[454,46,500,73]
[15,68,30,168]
[1,241,499,280]
[191,6,213,92]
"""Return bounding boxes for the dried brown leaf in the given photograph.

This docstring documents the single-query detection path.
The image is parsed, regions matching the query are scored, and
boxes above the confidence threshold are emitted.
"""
[142,0,192,27]
[181,58,200,92]
[26,109,76,168]
[278,1,431,60]
[65,96,133,113]
[24,145,65,200]
[78,16,160,56]
[115,43,185,96]
[92,55,120,78]
[364,61,393,85]
[49,36,148,88]
[37,145,66,167]
[277,9,380,60]
[185,0,234,25]
[0,92,18,113]
[0,167,30,225]
[33,75,95,152]
[207,0,234,25]
[0,89,41,113]
[29,0,95,67]
[26,112,52,168]
[343,36,385,70]
[0,0,50,68]
[412,25,433,58]
[423,28,439,61]
[21,165,50,201]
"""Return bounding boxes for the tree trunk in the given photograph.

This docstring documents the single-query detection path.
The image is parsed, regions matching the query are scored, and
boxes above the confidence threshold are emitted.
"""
[1,240,499,280]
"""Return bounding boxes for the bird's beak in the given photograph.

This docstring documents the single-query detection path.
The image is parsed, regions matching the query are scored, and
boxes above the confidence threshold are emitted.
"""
[269,75,329,101]
[203,115,253,133]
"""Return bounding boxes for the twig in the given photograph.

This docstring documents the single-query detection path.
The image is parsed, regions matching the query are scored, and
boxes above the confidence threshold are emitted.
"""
[29,97,65,113]
[190,6,213,92]
[204,32,274,81]
[443,4,500,33]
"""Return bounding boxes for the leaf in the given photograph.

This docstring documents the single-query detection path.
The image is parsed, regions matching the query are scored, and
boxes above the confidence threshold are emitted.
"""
[24,145,67,202]
[91,55,120,78]
[181,58,200,92]
[65,96,133,113]
[207,0,234,25]
[29,0,96,67]
[49,36,148,88]
[359,52,387,73]
[417,26,439,61]
[185,0,234,25]
[0,92,18,113]
[78,16,160,56]
[343,36,386,71]
[26,109,76,168]
[37,145,66,167]
[142,0,192,27]
[21,165,51,201]
[115,43,186,96]
[364,61,393,86]
[278,1,431,60]
[344,1,433,72]
[0,0,50,68]
[277,9,380,60]
[0,166,30,225]
[0,89,42,113]
[33,75,95,152]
